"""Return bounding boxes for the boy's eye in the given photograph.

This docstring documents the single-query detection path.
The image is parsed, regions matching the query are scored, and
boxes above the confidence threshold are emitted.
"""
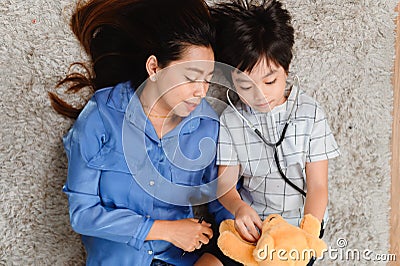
[265,79,277,85]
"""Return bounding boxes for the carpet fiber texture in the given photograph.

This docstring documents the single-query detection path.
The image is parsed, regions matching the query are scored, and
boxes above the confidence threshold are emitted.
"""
[0,0,397,265]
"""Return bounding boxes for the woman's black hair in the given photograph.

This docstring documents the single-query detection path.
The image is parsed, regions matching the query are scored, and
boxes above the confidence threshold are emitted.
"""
[50,0,215,118]
[210,0,294,74]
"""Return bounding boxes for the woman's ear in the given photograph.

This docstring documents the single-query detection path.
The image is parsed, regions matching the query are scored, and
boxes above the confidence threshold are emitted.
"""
[146,55,160,82]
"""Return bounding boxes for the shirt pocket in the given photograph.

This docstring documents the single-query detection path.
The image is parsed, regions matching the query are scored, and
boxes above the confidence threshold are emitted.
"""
[280,119,310,166]
[245,162,305,211]
[245,174,267,192]
[87,145,132,174]
[245,153,305,193]
[169,166,205,186]
[87,146,134,208]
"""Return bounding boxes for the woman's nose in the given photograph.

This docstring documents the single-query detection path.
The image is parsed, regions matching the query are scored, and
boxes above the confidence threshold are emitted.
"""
[193,81,208,98]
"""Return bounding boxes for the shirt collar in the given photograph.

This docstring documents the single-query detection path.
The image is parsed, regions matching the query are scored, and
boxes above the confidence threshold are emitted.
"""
[106,81,135,113]
[241,85,300,117]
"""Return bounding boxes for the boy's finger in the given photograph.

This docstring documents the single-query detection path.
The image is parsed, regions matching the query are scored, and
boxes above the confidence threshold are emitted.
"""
[246,222,260,241]
[254,217,263,231]
[236,221,256,242]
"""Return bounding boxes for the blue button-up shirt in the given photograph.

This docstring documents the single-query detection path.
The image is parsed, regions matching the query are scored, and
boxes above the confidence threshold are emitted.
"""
[62,81,232,266]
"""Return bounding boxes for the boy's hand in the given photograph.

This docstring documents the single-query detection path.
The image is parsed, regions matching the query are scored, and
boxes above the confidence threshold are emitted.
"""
[234,203,262,243]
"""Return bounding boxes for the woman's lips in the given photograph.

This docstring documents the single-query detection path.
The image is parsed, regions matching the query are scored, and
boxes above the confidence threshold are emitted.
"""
[184,101,199,111]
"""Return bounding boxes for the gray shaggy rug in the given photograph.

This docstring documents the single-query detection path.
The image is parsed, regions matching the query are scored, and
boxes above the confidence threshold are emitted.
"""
[0,0,397,265]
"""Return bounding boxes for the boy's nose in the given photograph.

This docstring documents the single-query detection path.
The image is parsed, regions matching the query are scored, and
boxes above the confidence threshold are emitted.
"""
[254,87,268,101]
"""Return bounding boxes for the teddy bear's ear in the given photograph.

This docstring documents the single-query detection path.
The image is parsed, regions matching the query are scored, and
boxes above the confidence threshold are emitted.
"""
[219,220,253,245]
[262,214,283,232]
[217,220,258,266]
[219,219,235,234]
[265,214,281,223]
[300,214,321,238]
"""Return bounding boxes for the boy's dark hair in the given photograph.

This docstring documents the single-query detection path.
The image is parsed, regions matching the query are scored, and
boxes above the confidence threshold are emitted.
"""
[210,0,294,74]
[50,0,215,118]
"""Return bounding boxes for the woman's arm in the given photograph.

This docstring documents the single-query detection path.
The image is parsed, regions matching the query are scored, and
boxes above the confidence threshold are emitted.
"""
[146,219,213,252]
[217,165,262,242]
[304,160,329,222]
[63,99,155,250]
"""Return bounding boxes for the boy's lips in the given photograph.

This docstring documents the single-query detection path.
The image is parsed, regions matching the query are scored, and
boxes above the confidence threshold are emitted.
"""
[255,101,273,108]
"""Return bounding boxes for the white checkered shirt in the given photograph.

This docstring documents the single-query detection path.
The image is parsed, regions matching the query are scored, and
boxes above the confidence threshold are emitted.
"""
[217,88,340,226]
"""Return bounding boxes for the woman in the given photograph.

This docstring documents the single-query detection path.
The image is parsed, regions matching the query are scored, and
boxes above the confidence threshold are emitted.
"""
[50,0,232,265]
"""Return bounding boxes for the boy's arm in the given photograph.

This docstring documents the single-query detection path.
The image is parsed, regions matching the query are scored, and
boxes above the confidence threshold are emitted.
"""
[217,165,262,242]
[304,160,329,222]
[217,165,242,213]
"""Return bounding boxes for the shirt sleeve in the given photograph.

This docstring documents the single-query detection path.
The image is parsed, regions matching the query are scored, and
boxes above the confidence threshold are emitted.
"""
[306,104,340,162]
[217,111,240,166]
[62,97,153,250]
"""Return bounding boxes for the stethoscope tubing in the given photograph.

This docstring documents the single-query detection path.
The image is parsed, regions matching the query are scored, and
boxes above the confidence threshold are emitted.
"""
[226,75,307,197]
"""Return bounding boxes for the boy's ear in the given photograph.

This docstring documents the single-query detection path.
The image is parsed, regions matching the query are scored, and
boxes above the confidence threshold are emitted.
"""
[284,69,289,78]
[146,55,159,82]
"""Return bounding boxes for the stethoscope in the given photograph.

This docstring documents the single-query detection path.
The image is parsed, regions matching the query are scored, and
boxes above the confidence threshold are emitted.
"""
[226,74,306,197]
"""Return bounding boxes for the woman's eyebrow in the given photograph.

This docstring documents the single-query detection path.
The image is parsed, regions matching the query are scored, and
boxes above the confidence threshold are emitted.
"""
[235,78,253,83]
[234,74,254,83]
[185,67,214,76]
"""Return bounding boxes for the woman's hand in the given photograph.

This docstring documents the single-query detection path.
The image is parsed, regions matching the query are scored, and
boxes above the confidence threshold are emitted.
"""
[234,203,262,243]
[148,218,213,252]
[167,218,213,252]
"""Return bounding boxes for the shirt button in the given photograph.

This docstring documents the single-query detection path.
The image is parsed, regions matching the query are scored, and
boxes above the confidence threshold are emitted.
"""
[149,180,155,186]
[148,250,153,255]
[146,215,151,218]
[158,143,161,147]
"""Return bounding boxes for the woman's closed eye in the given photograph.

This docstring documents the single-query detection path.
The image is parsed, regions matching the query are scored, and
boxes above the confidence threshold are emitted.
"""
[185,76,196,82]
[185,76,212,84]
[204,74,213,84]
[239,85,252,90]
[236,81,253,90]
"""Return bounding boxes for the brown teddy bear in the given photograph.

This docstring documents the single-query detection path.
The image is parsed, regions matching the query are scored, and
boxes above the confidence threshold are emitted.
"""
[217,214,327,266]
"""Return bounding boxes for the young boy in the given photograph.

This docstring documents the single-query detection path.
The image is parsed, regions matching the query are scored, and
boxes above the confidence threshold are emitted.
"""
[211,0,340,251]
